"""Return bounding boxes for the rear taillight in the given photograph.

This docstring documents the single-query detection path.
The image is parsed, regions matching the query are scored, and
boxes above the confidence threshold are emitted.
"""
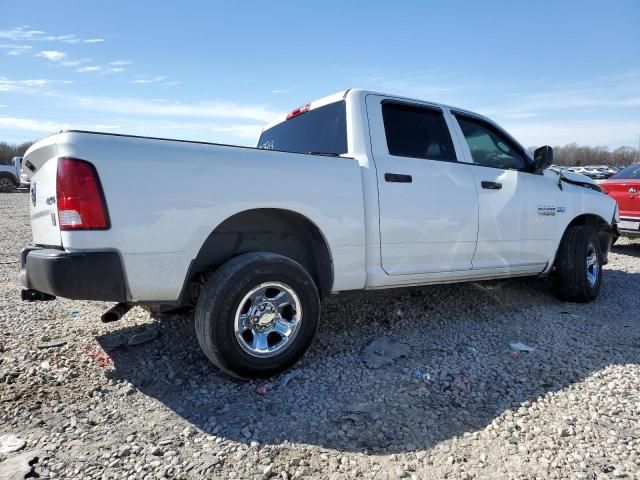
[56,157,109,230]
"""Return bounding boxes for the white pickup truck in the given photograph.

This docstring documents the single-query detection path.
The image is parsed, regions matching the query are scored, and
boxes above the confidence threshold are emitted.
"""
[20,89,618,378]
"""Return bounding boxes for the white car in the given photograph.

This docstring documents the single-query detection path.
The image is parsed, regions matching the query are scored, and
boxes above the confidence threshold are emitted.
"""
[20,89,618,377]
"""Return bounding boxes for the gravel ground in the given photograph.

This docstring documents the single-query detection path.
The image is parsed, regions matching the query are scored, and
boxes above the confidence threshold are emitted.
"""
[1,190,639,479]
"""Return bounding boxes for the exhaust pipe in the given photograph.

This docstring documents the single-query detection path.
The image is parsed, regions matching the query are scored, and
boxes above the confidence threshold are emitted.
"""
[22,289,56,302]
[101,302,133,323]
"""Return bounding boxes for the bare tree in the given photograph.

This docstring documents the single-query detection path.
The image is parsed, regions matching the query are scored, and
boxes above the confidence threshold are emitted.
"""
[529,143,640,167]
[0,141,35,165]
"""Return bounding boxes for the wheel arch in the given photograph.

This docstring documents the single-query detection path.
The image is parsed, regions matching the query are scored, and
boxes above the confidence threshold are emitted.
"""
[178,208,334,306]
[551,213,613,269]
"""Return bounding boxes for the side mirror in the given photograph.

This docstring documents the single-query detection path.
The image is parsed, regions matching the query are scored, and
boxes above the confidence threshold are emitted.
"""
[533,146,553,173]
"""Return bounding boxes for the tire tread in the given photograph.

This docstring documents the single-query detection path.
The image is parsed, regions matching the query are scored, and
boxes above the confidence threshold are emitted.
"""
[554,226,602,303]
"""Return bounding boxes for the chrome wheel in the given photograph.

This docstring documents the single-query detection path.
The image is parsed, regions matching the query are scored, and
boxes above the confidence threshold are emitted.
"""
[234,282,302,358]
[586,243,599,288]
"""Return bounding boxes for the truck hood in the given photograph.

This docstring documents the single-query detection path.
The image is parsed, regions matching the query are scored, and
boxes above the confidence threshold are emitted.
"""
[552,169,602,192]
[559,170,597,185]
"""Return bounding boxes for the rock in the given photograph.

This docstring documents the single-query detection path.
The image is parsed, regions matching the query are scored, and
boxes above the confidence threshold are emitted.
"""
[362,338,411,368]
[117,446,131,457]
[395,466,409,478]
[0,450,40,480]
[0,435,25,454]
[200,454,220,469]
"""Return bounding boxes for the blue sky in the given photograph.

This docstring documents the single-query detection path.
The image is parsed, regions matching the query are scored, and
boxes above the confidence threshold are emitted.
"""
[1,0,639,148]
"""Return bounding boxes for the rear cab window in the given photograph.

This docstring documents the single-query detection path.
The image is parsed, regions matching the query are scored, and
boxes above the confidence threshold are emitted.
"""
[257,101,347,155]
[381,102,457,161]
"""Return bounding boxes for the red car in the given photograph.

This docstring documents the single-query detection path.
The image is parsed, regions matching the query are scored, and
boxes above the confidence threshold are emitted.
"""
[602,163,640,238]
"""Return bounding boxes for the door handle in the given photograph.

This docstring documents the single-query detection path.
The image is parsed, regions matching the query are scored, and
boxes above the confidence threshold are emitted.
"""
[385,173,412,183]
[481,181,502,190]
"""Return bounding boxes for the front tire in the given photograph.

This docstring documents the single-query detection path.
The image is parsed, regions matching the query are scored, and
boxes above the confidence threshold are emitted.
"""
[553,226,603,302]
[195,252,321,379]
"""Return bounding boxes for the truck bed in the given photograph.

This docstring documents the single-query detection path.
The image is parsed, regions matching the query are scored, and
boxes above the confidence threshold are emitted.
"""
[24,130,366,302]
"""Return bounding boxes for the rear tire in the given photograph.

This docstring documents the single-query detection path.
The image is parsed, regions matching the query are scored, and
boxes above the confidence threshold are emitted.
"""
[553,226,603,302]
[195,252,321,379]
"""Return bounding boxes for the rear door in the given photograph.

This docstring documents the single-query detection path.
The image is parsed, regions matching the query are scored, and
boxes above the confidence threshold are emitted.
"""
[450,112,558,269]
[366,95,478,275]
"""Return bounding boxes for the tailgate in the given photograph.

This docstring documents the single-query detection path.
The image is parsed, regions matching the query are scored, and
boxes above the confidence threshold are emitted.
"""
[23,135,62,247]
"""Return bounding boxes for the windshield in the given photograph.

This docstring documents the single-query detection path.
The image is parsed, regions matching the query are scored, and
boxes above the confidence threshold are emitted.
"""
[611,164,640,180]
[257,101,347,155]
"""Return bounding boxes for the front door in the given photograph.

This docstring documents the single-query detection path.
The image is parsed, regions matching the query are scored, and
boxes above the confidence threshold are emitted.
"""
[366,96,479,275]
[450,112,558,269]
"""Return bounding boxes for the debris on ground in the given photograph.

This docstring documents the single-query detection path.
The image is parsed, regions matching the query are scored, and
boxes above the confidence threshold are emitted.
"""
[510,342,535,352]
[280,369,303,387]
[0,450,40,480]
[127,327,160,346]
[414,370,432,382]
[81,346,113,367]
[37,338,67,349]
[0,435,25,455]
[255,382,274,396]
[362,337,411,368]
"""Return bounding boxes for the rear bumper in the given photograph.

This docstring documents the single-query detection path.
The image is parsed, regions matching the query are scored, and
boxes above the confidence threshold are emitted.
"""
[618,216,640,238]
[20,247,128,301]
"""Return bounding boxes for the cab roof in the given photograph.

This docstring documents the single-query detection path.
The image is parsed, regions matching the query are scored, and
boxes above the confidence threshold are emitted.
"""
[262,88,494,131]
[261,88,526,153]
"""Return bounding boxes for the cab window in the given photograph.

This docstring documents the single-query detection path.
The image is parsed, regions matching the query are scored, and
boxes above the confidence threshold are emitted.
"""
[382,102,457,162]
[455,114,528,171]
